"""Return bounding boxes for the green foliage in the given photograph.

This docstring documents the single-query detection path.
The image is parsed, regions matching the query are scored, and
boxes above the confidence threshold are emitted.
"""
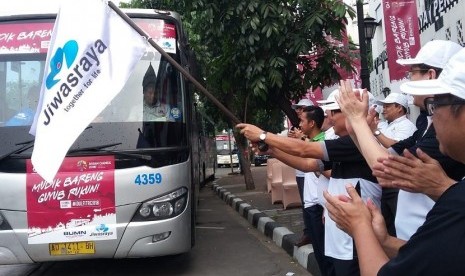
[123,0,356,130]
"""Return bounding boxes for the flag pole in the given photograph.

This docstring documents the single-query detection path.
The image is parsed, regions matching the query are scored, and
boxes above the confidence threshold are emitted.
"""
[107,1,241,125]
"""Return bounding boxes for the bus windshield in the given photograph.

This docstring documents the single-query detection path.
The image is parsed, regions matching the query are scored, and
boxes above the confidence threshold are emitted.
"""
[0,17,187,161]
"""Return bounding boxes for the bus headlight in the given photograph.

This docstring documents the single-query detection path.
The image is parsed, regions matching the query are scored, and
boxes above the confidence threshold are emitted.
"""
[152,202,173,217]
[139,204,151,218]
[133,187,188,221]
[174,197,186,214]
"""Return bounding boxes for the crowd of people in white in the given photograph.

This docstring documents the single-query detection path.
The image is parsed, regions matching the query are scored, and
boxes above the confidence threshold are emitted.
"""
[237,40,465,276]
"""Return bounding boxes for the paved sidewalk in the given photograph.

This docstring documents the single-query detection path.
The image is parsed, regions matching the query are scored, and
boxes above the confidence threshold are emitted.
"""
[207,165,321,276]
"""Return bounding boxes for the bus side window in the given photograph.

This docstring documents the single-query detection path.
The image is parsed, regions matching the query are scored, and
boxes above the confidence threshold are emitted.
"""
[156,59,182,122]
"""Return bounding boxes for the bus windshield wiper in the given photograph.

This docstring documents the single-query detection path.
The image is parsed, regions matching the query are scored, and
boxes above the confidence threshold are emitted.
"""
[0,139,35,163]
[69,143,152,161]
[68,142,123,153]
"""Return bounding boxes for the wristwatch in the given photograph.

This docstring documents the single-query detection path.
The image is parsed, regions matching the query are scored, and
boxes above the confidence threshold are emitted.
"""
[374,130,381,137]
[259,131,267,141]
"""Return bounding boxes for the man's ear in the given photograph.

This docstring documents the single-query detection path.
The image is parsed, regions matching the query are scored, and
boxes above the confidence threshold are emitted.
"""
[428,69,437,80]
[309,120,315,128]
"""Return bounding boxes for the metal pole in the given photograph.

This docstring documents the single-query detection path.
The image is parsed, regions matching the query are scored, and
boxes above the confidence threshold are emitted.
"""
[356,0,371,91]
[108,1,241,125]
[228,129,234,174]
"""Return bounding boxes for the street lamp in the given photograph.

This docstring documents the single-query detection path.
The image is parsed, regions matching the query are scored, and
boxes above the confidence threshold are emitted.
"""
[382,87,391,98]
[356,0,369,91]
[356,1,378,92]
[364,16,379,52]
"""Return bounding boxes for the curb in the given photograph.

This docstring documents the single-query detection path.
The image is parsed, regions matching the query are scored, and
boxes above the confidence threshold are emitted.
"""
[211,182,321,276]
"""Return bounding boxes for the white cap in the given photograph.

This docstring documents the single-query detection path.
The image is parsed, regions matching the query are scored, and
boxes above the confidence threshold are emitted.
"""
[396,40,463,69]
[324,90,376,111]
[291,98,314,109]
[400,48,465,100]
[317,89,339,105]
[376,93,409,108]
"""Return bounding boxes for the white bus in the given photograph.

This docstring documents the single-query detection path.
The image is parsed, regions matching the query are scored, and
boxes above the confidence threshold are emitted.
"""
[0,7,214,264]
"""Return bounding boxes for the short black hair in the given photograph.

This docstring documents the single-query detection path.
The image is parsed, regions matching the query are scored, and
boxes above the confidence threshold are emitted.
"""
[413,64,443,77]
[302,105,325,129]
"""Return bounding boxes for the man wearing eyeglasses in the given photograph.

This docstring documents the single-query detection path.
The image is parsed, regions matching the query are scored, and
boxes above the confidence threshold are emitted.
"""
[324,47,465,276]
[333,40,465,260]
[373,93,416,148]
[371,92,417,237]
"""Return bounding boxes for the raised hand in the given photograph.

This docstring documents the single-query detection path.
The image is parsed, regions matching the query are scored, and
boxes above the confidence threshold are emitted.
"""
[337,80,369,123]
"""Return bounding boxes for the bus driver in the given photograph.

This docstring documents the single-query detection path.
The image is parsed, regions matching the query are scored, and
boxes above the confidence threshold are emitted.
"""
[129,63,175,122]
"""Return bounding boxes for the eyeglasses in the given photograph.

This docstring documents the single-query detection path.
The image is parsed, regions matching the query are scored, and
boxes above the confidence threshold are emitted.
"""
[330,109,341,116]
[424,96,465,116]
[406,69,428,80]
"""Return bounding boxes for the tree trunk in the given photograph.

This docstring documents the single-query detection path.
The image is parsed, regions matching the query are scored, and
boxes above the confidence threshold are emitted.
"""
[234,131,255,190]
[271,88,299,127]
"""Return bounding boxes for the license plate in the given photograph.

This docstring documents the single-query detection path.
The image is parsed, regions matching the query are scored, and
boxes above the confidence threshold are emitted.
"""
[49,241,95,256]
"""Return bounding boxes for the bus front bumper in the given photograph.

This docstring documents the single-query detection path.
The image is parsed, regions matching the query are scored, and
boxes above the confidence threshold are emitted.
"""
[0,203,192,264]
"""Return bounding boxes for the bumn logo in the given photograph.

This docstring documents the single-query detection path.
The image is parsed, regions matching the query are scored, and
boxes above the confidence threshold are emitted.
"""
[46,40,79,89]
[63,230,86,238]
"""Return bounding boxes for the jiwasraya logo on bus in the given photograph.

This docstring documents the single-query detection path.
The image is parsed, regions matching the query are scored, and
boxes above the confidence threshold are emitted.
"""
[42,39,108,126]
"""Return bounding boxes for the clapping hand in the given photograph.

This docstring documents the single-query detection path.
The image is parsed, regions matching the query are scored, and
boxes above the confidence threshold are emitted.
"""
[372,148,456,201]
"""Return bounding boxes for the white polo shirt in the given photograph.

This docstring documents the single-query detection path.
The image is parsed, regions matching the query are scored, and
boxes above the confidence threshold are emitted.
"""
[381,115,416,142]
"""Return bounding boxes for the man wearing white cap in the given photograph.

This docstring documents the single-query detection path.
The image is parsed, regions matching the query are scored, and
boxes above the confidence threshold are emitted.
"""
[289,98,314,247]
[237,92,381,276]
[316,90,340,207]
[317,88,340,140]
[373,92,417,237]
[396,39,463,138]
[374,93,416,148]
[324,47,465,276]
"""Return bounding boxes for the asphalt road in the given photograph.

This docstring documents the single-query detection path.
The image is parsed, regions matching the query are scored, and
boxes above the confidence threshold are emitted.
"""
[0,167,310,276]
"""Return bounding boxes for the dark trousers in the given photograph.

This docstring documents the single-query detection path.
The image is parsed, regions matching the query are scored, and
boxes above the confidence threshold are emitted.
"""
[296,176,306,234]
[381,188,399,237]
[296,176,305,203]
[304,204,333,276]
[327,257,360,276]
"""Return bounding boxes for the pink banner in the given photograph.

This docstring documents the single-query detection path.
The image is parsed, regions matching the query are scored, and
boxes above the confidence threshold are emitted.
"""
[0,22,53,54]
[135,20,177,54]
[382,0,421,81]
[0,20,177,55]
[135,20,176,39]
[26,156,116,244]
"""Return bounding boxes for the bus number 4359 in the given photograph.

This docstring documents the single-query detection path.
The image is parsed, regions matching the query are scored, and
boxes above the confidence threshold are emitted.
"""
[135,173,162,185]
